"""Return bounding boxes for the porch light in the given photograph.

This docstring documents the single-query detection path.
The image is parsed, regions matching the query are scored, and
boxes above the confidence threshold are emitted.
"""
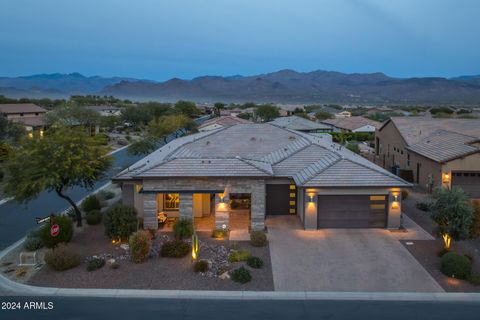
[442,172,451,184]
[391,201,400,209]
[308,193,315,203]
[39,130,44,137]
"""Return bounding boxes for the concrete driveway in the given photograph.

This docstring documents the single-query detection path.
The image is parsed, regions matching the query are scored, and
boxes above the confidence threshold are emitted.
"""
[267,216,443,292]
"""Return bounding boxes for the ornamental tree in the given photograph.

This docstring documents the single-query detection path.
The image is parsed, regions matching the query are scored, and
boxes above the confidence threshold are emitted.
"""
[430,186,474,249]
[3,127,112,227]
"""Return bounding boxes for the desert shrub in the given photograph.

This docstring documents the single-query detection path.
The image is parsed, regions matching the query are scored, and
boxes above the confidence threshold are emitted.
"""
[44,245,80,271]
[39,215,74,248]
[81,195,101,212]
[470,200,480,238]
[440,252,472,279]
[465,253,474,263]
[247,256,264,269]
[193,260,209,273]
[231,266,252,284]
[87,257,105,271]
[416,201,430,212]
[26,228,42,239]
[160,240,190,258]
[117,138,129,146]
[437,248,449,257]
[86,210,102,225]
[212,229,227,239]
[401,190,409,200]
[98,190,115,201]
[125,135,132,141]
[228,249,251,263]
[104,204,138,241]
[250,231,267,247]
[129,230,152,263]
[24,237,43,251]
[173,218,194,240]
[93,133,109,145]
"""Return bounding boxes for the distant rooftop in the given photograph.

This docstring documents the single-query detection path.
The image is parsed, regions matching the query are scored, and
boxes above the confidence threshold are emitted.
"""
[198,116,251,130]
[0,103,47,114]
[269,115,332,131]
[321,116,381,131]
[115,123,408,188]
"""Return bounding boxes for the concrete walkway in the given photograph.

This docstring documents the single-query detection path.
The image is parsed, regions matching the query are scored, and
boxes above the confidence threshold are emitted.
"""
[267,216,443,292]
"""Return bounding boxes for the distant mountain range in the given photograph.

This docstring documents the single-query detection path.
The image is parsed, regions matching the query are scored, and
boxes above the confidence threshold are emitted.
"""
[1,70,480,104]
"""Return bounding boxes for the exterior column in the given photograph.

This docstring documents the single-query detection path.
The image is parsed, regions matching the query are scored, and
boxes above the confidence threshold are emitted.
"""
[143,193,158,230]
[387,191,401,229]
[215,193,230,230]
[179,193,194,220]
[304,191,318,230]
[250,184,266,231]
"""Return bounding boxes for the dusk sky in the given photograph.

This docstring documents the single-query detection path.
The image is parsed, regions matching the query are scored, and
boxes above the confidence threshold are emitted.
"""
[1,0,479,80]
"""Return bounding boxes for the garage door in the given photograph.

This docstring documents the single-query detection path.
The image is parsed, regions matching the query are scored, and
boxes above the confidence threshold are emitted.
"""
[317,195,387,228]
[266,184,295,215]
[452,172,480,198]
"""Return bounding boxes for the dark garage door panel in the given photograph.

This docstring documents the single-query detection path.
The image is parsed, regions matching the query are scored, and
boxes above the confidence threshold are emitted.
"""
[452,172,480,198]
[266,185,291,215]
[317,195,387,228]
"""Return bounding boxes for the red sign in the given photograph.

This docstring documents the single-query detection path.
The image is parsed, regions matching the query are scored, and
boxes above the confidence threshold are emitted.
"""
[50,224,60,237]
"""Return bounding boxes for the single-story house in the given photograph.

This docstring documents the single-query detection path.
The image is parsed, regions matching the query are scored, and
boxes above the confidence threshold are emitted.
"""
[85,105,122,117]
[268,115,333,134]
[375,117,480,197]
[321,116,381,133]
[113,123,410,232]
[198,116,252,132]
[0,103,47,133]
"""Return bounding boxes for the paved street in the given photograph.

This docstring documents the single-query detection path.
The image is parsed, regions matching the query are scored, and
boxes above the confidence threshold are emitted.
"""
[1,296,480,320]
[267,216,442,292]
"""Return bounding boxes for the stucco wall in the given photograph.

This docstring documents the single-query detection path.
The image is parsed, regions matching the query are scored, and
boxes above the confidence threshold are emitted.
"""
[375,121,409,169]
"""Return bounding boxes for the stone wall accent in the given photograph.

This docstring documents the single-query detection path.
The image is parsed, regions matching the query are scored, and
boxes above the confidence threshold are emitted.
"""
[143,193,158,229]
[250,182,266,231]
[179,193,193,220]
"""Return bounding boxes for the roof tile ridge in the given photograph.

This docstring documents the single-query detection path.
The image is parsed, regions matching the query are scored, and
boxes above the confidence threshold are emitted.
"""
[295,155,342,185]
[235,156,273,175]
[343,157,410,185]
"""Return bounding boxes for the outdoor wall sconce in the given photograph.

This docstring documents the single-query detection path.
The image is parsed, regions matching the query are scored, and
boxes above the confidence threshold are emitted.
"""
[442,172,451,184]
[219,194,226,203]
[391,201,400,209]
[308,193,315,203]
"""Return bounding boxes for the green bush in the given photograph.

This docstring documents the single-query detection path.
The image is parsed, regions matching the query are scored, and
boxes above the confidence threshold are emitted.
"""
[93,133,109,145]
[111,261,120,269]
[228,249,251,262]
[173,218,194,240]
[467,273,480,286]
[440,252,472,279]
[401,190,409,200]
[98,190,115,201]
[470,200,480,238]
[250,231,267,247]
[129,230,152,263]
[416,201,430,212]
[39,215,74,249]
[231,266,252,284]
[24,237,43,251]
[160,240,190,258]
[44,245,81,271]
[86,257,105,271]
[104,204,138,241]
[247,256,264,269]
[212,229,227,239]
[81,195,102,212]
[26,228,42,239]
[86,210,102,225]
[437,248,449,257]
[193,260,209,273]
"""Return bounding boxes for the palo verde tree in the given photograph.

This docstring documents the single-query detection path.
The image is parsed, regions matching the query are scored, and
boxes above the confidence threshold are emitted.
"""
[430,186,474,249]
[2,127,112,227]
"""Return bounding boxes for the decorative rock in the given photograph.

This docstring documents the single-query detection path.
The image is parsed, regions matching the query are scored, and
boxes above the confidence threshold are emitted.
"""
[107,258,116,266]
[120,244,129,251]
[219,271,230,280]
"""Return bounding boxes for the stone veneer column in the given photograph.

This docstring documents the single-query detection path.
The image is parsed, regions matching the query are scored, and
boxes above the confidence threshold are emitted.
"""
[143,193,158,230]
[387,191,401,229]
[179,193,194,220]
[215,193,230,230]
[250,183,266,231]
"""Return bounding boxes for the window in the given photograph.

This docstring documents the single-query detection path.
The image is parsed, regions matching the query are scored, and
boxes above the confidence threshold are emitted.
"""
[164,194,179,210]
[289,184,296,190]
[407,153,410,167]
[370,204,386,210]
[370,195,386,201]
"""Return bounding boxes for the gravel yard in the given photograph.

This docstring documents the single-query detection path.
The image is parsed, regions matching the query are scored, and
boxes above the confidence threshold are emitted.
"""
[27,225,273,291]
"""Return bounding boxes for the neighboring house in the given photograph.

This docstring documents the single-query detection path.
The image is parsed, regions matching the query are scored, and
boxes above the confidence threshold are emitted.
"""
[268,115,333,133]
[365,106,394,115]
[321,116,381,133]
[113,123,409,232]
[0,103,47,133]
[198,116,252,132]
[375,117,480,198]
[85,105,121,117]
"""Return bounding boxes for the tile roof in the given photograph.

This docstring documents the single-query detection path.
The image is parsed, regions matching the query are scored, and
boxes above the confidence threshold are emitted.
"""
[0,103,47,114]
[321,116,381,131]
[406,129,479,163]
[268,116,332,131]
[198,116,251,130]
[10,116,45,127]
[115,123,409,188]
